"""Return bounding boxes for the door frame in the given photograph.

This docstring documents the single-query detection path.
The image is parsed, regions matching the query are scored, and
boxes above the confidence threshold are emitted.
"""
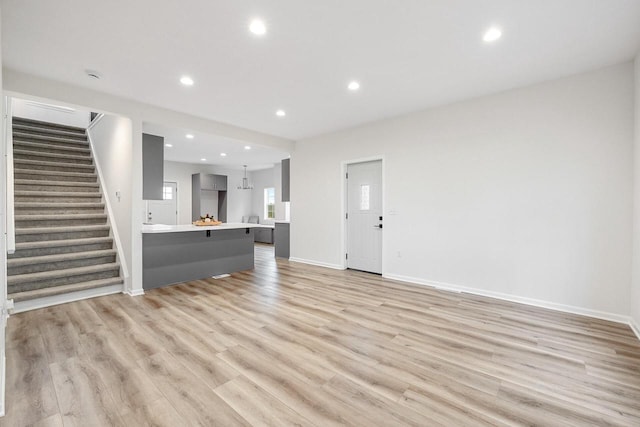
[341,156,385,272]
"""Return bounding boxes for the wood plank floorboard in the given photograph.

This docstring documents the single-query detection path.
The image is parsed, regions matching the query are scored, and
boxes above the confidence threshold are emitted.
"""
[2,244,640,426]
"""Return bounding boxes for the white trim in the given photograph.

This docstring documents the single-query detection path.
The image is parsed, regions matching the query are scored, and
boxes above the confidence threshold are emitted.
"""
[124,288,145,297]
[1,96,10,417]
[12,284,123,314]
[86,112,105,130]
[4,97,14,255]
[85,131,131,290]
[630,317,640,341]
[23,99,75,113]
[384,273,631,325]
[289,257,346,270]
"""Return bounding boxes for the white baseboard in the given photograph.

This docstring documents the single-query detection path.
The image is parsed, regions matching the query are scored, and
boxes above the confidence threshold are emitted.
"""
[630,317,640,341]
[12,284,123,314]
[383,273,631,325]
[124,288,145,297]
[289,257,346,270]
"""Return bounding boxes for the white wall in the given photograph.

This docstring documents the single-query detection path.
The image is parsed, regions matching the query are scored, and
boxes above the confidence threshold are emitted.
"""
[12,97,90,128]
[292,62,634,320]
[87,115,133,284]
[632,53,640,334]
[249,165,288,224]
[163,161,252,224]
[250,167,275,223]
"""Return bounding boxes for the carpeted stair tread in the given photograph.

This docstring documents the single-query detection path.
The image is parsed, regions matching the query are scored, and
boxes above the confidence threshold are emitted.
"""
[14,202,104,210]
[11,237,114,257]
[15,213,107,221]
[15,190,101,198]
[12,124,88,140]
[8,277,123,303]
[15,204,106,215]
[15,224,110,235]
[14,158,95,171]
[14,169,97,182]
[13,148,92,163]
[7,249,117,267]
[13,132,89,147]
[14,236,113,250]
[15,179,99,188]
[13,140,91,154]
[13,116,86,133]
[7,262,120,285]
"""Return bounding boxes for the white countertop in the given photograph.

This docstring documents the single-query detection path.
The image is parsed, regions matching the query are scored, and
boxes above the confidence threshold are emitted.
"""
[142,222,269,234]
[274,220,290,224]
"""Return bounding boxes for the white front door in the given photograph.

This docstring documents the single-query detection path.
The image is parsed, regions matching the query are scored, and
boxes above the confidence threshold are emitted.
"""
[147,182,178,225]
[346,160,382,274]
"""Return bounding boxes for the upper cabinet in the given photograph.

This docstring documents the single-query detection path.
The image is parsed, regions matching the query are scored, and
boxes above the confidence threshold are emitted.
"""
[281,158,290,202]
[142,133,164,200]
[200,174,227,191]
[214,174,227,191]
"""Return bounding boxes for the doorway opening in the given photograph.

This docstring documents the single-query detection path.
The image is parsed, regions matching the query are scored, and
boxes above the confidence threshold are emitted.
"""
[146,181,178,225]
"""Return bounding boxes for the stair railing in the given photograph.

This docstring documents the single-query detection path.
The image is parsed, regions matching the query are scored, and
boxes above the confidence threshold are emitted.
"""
[4,96,15,255]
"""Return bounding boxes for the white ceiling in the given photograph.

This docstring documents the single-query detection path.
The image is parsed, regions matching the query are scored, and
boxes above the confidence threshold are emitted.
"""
[3,0,640,140]
[143,122,288,170]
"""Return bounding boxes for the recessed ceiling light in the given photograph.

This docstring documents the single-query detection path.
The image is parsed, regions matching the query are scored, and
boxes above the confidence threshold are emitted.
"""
[180,76,194,86]
[276,109,286,117]
[185,133,194,139]
[200,158,207,161]
[165,143,173,148]
[244,146,251,150]
[249,19,266,36]
[348,81,360,91]
[483,27,502,42]
[220,153,227,157]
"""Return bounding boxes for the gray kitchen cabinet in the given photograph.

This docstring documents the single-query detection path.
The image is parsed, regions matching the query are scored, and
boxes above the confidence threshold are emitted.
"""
[142,133,164,200]
[200,174,227,191]
[274,222,290,258]
[192,173,228,222]
[281,158,290,202]
[214,174,227,191]
[254,227,274,244]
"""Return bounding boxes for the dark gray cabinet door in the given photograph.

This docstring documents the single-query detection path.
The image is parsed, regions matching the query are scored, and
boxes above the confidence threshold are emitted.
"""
[143,133,164,200]
[214,174,227,191]
[199,174,227,190]
[281,158,290,202]
[199,174,215,190]
[274,222,290,258]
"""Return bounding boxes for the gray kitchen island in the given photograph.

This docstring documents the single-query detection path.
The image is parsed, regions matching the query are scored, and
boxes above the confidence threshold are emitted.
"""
[142,223,260,290]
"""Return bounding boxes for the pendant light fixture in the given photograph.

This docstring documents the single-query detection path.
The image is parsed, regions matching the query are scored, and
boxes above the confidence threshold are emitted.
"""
[238,165,253,190]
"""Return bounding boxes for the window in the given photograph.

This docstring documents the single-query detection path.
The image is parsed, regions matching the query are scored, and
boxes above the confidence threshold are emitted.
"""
[162,186,173,200]
[360,184,370,210]
[264,187,275,219]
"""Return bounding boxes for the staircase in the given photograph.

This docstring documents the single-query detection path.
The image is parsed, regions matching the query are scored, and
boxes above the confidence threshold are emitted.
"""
[7,117,123,304]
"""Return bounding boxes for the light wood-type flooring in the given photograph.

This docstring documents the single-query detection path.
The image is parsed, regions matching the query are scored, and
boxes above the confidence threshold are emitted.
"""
[2,245,640,426]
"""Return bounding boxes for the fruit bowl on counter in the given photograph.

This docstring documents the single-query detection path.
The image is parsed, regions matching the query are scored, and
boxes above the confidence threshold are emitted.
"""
[193,214,222,226]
